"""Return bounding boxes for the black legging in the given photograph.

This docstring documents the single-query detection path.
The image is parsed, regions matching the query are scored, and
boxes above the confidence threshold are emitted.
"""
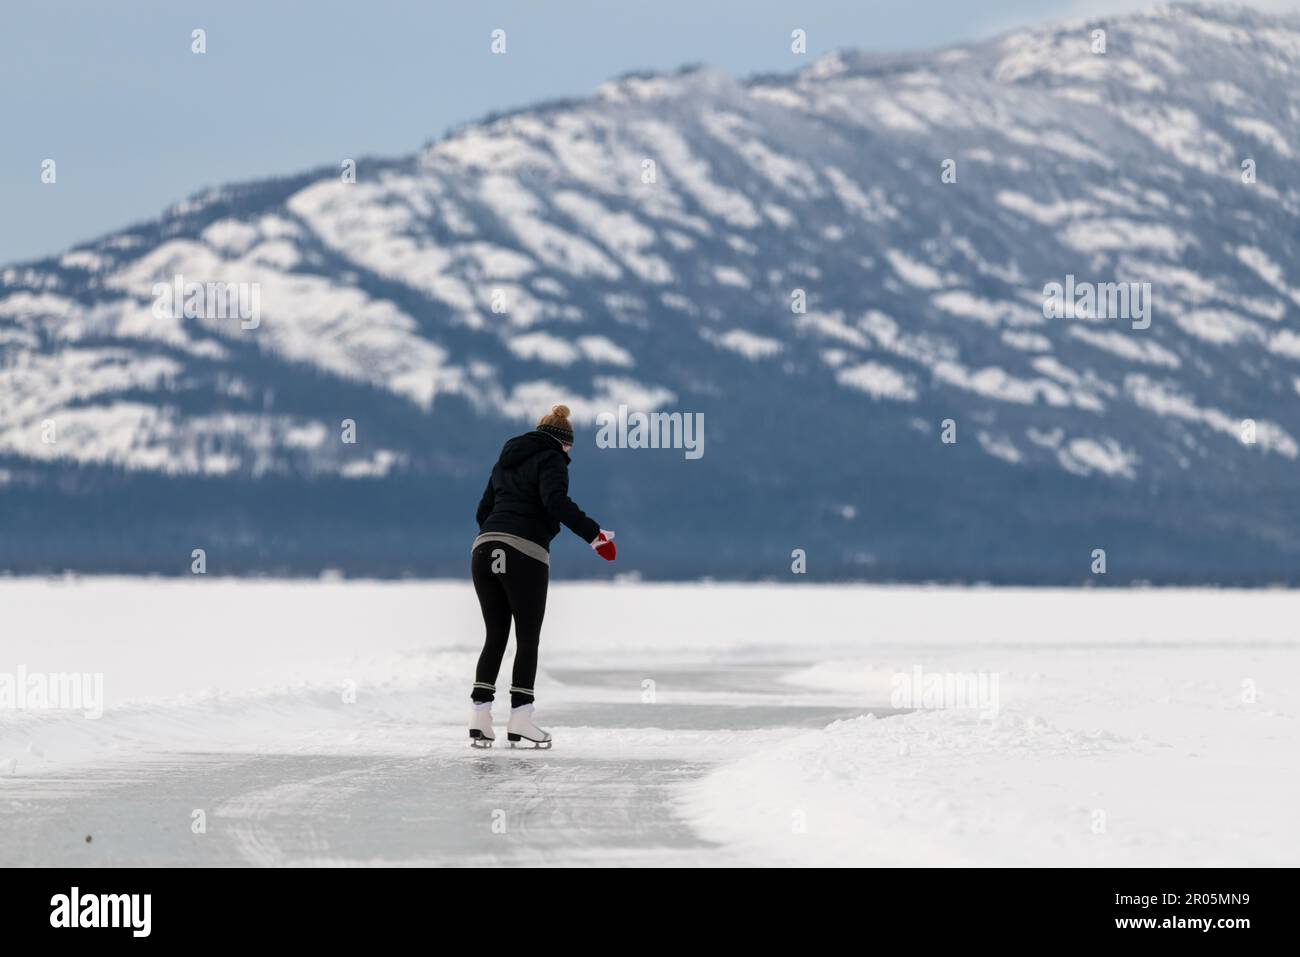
[471,541,549,708]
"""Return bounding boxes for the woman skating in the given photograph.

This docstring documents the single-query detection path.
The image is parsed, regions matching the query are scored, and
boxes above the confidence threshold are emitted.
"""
[468,404,616,748]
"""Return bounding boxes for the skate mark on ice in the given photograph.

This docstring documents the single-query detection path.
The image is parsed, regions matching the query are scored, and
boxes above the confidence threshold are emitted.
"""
[0,751,719,866]
[541,702,905,730]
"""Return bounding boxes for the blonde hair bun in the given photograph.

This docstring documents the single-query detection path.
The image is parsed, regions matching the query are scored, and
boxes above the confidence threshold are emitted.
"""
[537,404,575,435]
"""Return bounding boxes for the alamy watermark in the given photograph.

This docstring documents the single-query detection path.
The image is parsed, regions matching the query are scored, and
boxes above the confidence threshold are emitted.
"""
[0,665,104,719]
[595,405,704,460]
[152,273,260,329]
[50,887,151,937]
[1043,274,1151,330]
[890,666,1000,719]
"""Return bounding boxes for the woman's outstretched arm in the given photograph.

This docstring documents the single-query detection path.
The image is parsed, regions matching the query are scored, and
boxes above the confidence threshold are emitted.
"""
[537,452,600,543]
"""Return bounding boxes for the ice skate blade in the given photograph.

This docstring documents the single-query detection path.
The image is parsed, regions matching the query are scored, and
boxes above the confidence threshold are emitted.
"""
[469,730,494,748]
[507,734,552,750]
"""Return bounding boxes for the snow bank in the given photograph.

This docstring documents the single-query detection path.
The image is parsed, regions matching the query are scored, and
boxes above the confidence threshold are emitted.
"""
[683,607,1300,866]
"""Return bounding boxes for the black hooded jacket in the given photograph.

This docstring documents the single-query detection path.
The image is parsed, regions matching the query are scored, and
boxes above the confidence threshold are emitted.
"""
[476,431,600,550]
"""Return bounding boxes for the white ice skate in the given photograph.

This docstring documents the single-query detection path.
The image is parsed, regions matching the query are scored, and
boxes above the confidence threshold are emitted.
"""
[506,704,553,749]
[468,703,495,748]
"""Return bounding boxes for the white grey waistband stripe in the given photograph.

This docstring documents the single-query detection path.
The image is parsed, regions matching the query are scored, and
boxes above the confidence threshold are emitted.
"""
[473,682,495,691]
[510,686,534,695]
[472,533,550,566]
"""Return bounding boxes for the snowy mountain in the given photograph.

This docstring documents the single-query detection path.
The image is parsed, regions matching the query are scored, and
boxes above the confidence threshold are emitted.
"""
[3,2,1299,581]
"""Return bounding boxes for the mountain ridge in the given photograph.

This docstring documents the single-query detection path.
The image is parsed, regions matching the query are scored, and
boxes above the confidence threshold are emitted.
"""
[3,1,1299,581]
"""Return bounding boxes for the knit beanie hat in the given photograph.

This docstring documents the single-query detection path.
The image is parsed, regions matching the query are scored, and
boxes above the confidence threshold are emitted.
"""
[537,404,575,446]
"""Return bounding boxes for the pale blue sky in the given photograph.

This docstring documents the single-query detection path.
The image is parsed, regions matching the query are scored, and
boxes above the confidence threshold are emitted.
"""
[2,0,1295,264]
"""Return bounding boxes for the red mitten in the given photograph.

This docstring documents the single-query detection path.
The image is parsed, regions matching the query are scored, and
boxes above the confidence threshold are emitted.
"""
[591,529,617,561]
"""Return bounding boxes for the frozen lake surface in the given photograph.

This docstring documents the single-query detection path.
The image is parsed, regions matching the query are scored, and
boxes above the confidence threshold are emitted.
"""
[1,580,1297,866]
[0,667,899,866]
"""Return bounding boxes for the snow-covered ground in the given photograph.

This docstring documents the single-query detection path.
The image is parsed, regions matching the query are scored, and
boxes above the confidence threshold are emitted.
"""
[1,579,1296,866]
